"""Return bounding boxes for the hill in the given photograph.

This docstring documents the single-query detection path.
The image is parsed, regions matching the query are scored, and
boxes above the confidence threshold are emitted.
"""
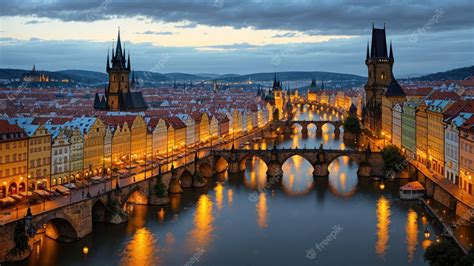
[412,65,474,81]
[215,71,365,83]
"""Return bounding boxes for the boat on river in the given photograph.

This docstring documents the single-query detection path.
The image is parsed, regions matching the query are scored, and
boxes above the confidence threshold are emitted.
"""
[399,181,425,200]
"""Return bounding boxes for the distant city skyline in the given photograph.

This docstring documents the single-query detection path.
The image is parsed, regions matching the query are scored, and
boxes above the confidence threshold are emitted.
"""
[0,0,472,75]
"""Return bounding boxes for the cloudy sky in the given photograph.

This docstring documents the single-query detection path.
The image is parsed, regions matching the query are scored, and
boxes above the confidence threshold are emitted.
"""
[0,0,473,76]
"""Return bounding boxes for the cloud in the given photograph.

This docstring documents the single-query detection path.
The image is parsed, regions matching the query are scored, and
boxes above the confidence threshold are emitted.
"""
[272,32,297,38]
[0,0,472,35]
[137,31,174,35]
[24,20,46,24]
[175,22,198,29]
[1,28,472,76]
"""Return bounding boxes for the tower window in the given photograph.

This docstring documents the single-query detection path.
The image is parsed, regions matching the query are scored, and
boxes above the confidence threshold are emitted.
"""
[381,72,385,79]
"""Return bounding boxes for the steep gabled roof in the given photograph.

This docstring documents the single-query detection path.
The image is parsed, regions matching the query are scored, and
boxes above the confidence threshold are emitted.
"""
[385,77,406,97]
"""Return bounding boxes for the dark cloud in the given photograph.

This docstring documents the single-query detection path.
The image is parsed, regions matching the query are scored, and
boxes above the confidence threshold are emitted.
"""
[137,31,174,35]
[272,32,297,38]
[24,20,46,24]
[175,22,198,29]
[0,0,472,35]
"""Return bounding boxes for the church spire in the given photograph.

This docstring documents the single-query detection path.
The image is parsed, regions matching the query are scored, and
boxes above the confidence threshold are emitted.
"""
[106,49,110,71]
[366,41,370,60]
[388,41,393,59]
[127,52,131,70]
[116,27,122,57]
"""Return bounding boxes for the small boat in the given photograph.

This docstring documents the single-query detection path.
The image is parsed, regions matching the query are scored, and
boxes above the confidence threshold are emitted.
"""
[399,181,425,200]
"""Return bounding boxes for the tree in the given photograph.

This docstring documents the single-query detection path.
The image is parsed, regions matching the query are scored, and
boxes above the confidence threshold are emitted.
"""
[381,145,404,172]
[343,116,361,134]
[12,220,30,255]
[424,238,474,266]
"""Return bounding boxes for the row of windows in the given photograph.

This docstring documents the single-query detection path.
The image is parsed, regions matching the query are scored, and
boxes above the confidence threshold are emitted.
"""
[30,169,48,179]
[53,148,69,155]
[0,167,27,178]
[0,140,27,150]
[0,153,27,163]
[30,138,49,145]
[460,156,473,170]
[445,144,458,160]
[52,165,69,174]
[461,142,473,153]
[52,156,69,164]
[29,157,50,168]
[30,146,50,153]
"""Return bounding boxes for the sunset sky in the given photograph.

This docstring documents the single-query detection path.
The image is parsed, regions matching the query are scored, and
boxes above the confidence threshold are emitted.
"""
[0,0,473,75]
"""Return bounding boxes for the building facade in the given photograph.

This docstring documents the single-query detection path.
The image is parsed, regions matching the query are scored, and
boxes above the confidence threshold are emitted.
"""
[459,116,474,195]
[391,103,402,148]
[0,121,27,198]
[401,101,417,159]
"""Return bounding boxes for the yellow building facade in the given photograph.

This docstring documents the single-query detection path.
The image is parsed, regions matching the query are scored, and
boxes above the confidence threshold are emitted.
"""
[0,122,28,197]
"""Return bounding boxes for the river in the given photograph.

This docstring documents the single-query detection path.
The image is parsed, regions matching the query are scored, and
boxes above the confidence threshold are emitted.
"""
[20,107,439,266]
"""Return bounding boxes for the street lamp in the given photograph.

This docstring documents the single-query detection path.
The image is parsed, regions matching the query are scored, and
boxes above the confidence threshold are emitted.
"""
[424,228,430,239]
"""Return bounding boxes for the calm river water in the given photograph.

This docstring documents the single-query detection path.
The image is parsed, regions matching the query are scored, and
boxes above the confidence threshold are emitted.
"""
[20,108,438,266]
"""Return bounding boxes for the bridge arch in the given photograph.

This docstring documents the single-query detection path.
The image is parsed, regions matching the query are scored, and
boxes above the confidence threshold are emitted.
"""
[92,199,106,223]
[35,213,78,242]
[179,169,193,187]
[281,155,314,196]
[239,153,268,172]
[199,162,213,178]
[215,156,229,173]
[327,155,359,197]
[327,153,359,168]
[123,186,149,206]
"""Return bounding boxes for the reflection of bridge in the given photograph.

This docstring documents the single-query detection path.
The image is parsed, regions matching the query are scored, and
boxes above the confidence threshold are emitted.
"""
[273,120,343,135]
[208,145,383,178]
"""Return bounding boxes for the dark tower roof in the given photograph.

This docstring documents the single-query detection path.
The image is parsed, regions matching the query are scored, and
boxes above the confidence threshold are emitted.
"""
[272,73,282,90]
[366,41,370,60]
[370,25,388,58]
[385,76,406,97]
[111,28,127,69]
[389,40,394,62]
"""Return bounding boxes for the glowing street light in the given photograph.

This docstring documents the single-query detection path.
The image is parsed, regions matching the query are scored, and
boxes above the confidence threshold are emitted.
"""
[424,228,430,239]
[83,246,89,255]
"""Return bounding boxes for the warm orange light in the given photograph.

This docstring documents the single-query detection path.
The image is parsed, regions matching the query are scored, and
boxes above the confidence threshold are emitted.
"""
[379,182,385,190]
[83,246,89,255]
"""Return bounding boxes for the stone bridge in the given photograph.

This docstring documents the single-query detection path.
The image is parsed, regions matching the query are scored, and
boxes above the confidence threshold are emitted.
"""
[201,144,384,179]
[294,100,345,114]
[273,120,343,135]
[0,158,206,263]
[1,144,383,262]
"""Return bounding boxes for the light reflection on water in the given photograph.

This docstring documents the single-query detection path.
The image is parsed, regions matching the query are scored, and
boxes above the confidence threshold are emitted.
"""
[21,109,440,266]
[328,156,358,197]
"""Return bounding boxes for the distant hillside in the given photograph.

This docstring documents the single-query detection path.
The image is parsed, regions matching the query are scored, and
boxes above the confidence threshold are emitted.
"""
[164,73,208,81]
[57,70,107,84]
[215,71,365,83]
[412,65,474,81]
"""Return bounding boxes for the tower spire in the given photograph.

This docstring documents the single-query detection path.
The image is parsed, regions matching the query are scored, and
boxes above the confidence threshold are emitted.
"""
[389,40,394,58]
[366,40,370,60]
[106,49,110,71]
[127,52,131,70]
[115,27,122,60]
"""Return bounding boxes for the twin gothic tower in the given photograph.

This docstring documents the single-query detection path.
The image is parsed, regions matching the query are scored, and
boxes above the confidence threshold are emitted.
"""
[94,29,147,112]
[363,24,405,137]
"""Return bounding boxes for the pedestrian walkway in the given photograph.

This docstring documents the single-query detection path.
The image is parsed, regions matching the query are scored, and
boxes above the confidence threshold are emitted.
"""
[411,160,474,208]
